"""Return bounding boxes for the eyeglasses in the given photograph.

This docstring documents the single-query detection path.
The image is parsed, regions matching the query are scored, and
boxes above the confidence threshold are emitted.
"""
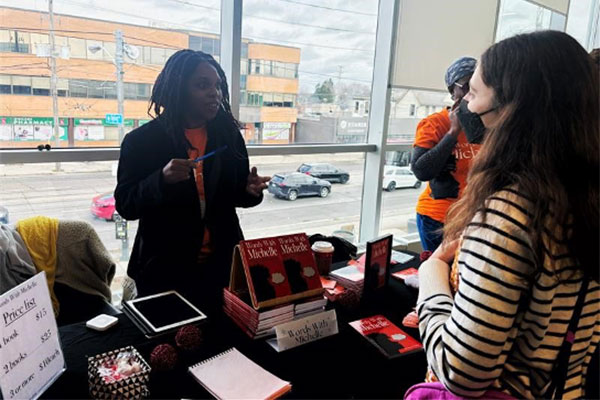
[453,81,469,91]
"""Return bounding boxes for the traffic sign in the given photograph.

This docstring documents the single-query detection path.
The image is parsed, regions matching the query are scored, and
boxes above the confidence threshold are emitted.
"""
[105,113,123,125]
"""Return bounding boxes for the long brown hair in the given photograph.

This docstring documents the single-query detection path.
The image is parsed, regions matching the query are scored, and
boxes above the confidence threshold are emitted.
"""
[444,31,599,281]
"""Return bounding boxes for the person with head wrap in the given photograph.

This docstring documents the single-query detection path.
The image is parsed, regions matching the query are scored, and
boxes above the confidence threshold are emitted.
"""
[410,57,482,252]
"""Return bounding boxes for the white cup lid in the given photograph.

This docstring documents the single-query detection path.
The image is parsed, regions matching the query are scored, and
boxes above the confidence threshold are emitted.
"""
[312,241,335,253]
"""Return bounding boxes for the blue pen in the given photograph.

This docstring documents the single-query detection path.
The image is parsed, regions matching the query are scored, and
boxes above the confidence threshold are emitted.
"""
[192,145,228,163]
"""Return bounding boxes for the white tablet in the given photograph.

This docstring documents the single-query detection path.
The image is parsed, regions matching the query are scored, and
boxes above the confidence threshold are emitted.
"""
[125,291,207,333]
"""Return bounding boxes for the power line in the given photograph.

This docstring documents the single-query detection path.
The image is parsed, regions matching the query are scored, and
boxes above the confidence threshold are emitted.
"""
[121,35,180,49]
[165,0,219,12]
[273,0,377,17]
[298,69,370,84]
[60,0,218,34]
[163,0,376,34]
[4,26,114,36]
[0,62,49,70]
[244,14,375,35]
[4,18,375,53]
[245,35,374,53]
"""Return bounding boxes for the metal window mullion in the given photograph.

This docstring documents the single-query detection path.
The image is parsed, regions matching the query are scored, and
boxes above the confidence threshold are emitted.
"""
[0,144,378,164]
[358,0,400,243]
[220,0,243,119]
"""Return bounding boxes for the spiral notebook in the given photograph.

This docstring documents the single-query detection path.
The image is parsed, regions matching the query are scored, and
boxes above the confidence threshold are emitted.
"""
[188,348,291,399]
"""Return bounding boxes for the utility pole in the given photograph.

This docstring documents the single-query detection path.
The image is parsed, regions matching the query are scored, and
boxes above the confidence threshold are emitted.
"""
[115,30,125,144]
[336,65,343,104]
[48,0,61,171]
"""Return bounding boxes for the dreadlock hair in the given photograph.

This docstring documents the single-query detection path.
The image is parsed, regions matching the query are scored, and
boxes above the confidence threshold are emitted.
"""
[148,49,242,153]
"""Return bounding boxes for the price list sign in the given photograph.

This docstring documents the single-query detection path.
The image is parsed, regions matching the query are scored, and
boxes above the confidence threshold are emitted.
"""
[0,272,65,400]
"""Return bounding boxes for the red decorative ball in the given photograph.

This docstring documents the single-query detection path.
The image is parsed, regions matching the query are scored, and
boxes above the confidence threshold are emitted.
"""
[150,344,178,371]
[175,325,203,351]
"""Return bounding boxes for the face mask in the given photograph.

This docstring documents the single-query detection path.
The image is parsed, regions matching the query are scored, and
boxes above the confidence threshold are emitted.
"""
[457,100,496,144]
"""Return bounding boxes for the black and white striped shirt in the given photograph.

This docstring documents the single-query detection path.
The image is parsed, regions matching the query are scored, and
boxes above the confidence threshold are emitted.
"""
[417,189,599,399]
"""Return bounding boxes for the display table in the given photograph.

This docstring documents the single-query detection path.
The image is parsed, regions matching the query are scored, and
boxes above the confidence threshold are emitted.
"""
[44,259,426,399]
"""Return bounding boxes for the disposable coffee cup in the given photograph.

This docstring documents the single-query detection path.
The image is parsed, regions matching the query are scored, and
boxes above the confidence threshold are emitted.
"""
[312,241,335,276]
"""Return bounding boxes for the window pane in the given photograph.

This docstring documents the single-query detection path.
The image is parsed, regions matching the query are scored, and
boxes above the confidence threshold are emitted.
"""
[88,81,105,98]
[165,49,177,62]
[15,31,29,53]
[13,85,31,95]
[69,37,86,58]
[30,33,49,55]
[136,83,150,100]
[0,29,10,43]
[103,42,116,61]
[263,60,272,75]
[0,75,10,94]
[0,3,224,157]
[12,76,31,94]
[189,35,202,51]
[241,1,376,146]
[85,40,105,60]
[104,81,117,99]
[69,79,88,97]
[143,46,152,64]
[496,0,553,41]
[151,47,166,64]
[240,155,364,241]
[201,38,213,54]
[124,82,137,99]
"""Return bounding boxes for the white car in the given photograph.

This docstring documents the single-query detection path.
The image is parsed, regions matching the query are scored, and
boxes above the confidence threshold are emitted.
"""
[382,166,421,191]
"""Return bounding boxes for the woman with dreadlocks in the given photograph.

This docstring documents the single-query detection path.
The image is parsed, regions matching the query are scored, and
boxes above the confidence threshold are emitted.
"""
[115,50,269,312]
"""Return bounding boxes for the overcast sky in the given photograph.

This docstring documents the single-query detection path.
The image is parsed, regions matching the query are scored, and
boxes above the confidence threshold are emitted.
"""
[0,0,595,95]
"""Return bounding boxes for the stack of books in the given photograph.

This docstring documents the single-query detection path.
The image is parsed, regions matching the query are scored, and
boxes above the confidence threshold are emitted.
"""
[293,296,328,319]
[224,233,328,339]
[223,288,294,339]
[320,277,347,302]
[329,262,365,295]
[224,288,328,339]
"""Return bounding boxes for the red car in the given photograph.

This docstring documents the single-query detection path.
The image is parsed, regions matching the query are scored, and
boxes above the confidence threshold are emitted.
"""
[91,193,116,221]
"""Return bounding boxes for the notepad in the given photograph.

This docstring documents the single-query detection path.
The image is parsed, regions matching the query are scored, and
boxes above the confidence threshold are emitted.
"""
[188,348,291,400]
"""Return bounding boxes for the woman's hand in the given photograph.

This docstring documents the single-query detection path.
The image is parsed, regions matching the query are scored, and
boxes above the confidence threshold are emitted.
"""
[448,100,462,139]
[162,159,196,184]
[430,239,460,264]
[246,167,270,197]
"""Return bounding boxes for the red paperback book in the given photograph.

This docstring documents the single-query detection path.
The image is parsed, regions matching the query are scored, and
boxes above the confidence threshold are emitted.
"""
[349,315,422,359]
[391,267,419,281]
[229,233,323,310]
[364,234,393,289]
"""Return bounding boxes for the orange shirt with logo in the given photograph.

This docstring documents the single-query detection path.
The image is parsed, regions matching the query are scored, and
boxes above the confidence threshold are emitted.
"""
[185,127,212,261]
[413,108,480,223]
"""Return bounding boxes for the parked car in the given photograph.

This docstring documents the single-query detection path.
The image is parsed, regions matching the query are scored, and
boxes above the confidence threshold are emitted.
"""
[382,166,421,191]
[91,193,116,221]
[268,172,332,201]
[297,163,350,184]
[0,206,8,224]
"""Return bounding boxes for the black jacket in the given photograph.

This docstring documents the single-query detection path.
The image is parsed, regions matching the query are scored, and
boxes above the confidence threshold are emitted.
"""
[114,119,262,300]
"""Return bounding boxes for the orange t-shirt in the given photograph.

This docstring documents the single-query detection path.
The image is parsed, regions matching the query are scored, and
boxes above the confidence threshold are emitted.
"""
[185,127,212,260]
[413,108,480,223]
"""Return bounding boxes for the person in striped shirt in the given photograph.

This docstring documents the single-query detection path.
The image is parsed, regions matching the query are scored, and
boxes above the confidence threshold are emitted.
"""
[417,31,599,399]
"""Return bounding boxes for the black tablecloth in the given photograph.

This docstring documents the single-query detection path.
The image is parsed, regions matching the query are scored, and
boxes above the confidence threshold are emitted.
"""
[44,257,426,399]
